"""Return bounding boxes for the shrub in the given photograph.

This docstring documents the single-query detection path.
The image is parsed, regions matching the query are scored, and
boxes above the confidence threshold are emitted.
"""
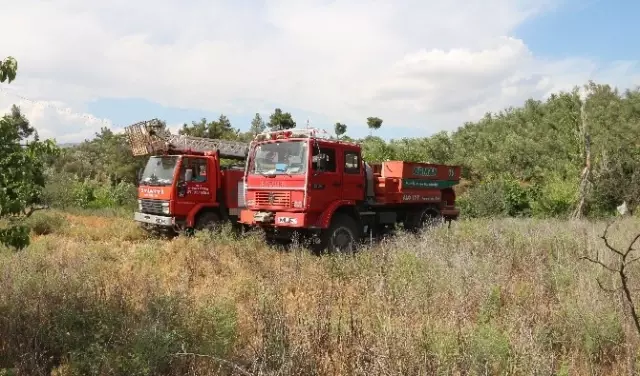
[531,174,578,218]
[24,211,66,235]
[43,171,137,211]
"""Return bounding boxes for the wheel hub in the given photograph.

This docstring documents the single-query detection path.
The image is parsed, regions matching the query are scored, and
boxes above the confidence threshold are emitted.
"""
[332,227,353,250]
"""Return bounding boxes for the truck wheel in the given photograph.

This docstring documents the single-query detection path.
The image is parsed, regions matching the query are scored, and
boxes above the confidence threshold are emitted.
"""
[318,214,360,254]
[404,208,443,233]
[195,211,220,232]
[419,208,443,229]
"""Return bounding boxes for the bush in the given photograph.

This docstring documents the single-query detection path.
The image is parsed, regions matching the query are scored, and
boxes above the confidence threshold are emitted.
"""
[458,176,532,218]
[459,174,583,219]
[43,171,137,211]
[530,175,578,218]
[24,212,66,235]
[458,179,507,218]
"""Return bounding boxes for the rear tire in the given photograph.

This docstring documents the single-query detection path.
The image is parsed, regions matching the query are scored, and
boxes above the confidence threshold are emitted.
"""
[420,208,444,229]
[316,213,360,254]
[404,207,443,233]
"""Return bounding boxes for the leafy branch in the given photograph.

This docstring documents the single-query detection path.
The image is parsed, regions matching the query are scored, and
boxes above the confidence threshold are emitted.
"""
[0,60,61,249]
[0,56,17,83]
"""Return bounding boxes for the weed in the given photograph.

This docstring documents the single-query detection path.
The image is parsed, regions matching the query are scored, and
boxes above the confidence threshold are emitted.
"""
[1,214,639,375]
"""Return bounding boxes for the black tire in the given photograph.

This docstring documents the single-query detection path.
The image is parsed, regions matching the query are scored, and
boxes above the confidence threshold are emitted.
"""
[418,208,444,230]
[317,213,360,254]
[194,211,220,232]
[404,207,443,233]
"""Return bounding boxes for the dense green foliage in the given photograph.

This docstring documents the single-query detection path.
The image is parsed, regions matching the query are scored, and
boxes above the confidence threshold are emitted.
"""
[0,56,61,249]
[0,56,17,84]
[334,122,347,139]
[0,106,59,249]
[267,108,296,130]
[179,115,241,140]
[249,113,267,136]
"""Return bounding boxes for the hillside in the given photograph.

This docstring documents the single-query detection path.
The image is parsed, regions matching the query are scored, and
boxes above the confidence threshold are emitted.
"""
[1,211,639,375]
[42,81,640,219]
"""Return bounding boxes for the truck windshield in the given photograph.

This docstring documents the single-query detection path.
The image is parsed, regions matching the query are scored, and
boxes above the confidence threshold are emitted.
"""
[140,156,178,186]
[251,140,308,175]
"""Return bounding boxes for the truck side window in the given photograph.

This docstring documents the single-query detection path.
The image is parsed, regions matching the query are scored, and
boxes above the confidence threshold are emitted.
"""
[344,151,360,174]
[181,158,208,182]
[312,147,336,172]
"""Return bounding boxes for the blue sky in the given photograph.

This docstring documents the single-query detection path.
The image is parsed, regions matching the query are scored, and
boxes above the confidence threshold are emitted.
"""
[515,0,640,61]
[1,0,639,143]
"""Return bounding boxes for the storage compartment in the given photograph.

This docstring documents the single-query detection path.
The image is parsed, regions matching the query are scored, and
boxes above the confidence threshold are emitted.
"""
[371,161,461,204]
[380,161,460,180]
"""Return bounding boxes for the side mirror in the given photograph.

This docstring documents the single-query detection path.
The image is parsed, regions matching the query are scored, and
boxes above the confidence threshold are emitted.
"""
[185,168,193,182]
[317,156,327,172]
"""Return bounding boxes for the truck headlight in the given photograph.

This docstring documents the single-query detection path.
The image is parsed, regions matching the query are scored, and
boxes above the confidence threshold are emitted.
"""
[246,199,255,206]
[138,200,142,211]
[293,200,303,208]
[162,202,170,215]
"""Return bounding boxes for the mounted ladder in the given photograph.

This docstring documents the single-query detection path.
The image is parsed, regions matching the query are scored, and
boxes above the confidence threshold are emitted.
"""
[124,118,249,160]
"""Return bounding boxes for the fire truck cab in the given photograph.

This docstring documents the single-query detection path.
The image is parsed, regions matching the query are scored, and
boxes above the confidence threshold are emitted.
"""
[135,151,245,232]
[125,119,249,234]
[239,128,461,253]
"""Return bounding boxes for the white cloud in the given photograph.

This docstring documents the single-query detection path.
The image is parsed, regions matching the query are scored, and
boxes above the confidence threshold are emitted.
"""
[0,87,115,143]
[0,0,638,141]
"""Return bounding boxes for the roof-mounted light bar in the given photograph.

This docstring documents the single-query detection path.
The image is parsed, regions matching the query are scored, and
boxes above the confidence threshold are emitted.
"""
[253,128,332,141]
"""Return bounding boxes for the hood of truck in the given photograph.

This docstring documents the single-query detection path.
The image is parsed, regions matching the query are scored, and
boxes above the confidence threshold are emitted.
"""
[138,185,172,200]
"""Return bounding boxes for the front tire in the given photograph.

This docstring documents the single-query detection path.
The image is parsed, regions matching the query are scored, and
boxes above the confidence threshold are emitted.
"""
[194,211,221,232]
[316,213,360,254]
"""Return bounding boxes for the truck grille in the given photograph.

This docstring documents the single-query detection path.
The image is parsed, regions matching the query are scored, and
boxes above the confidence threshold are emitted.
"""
[255,191,291,208]
[140,199,167,215]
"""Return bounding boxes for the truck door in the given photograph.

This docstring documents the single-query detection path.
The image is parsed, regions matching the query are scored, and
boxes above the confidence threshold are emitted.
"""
[174,157,215,215]
[341,148,365,201]
[309,144,341,212]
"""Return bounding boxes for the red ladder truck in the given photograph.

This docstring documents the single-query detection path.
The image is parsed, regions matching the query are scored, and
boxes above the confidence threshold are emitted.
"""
[238,128,461,253]
[125,119,250,234]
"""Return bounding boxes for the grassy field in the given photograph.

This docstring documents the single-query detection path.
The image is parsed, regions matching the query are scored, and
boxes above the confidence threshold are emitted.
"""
[1,210,640,375]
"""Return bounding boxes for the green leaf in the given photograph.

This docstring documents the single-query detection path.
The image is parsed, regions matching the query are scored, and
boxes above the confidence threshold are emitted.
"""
[0,56,17,83]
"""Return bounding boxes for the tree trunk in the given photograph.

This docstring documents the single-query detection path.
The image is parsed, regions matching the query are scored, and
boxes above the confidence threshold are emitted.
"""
[572,92,592,219]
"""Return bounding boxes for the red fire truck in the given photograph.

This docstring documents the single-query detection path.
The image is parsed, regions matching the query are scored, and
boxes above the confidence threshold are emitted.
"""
[125,119,250,234]
[239,128,461,253]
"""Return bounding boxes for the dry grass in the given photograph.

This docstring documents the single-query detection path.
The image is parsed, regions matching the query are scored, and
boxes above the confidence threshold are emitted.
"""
[1,211,640,375]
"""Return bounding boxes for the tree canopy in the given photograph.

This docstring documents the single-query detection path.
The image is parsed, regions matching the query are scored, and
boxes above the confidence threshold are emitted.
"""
[250,113,266,135]
[0,105,59,249]
[179,115,240,140]
[268,108,296,130]
[0,56,17,83]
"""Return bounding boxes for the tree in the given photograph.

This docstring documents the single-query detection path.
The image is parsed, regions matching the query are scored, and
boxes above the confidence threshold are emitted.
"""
[0,105,59,249]
[267,108,296,130]
[250,113,266,135]
[0,56,17,83]
[179,114,239,140]
[334,122,347,139]
[366,117,383,135]
[52,127,147,185]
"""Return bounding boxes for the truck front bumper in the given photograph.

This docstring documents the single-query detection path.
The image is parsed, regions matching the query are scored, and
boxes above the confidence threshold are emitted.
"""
[240,209,312,228]
[134,212,175,227]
